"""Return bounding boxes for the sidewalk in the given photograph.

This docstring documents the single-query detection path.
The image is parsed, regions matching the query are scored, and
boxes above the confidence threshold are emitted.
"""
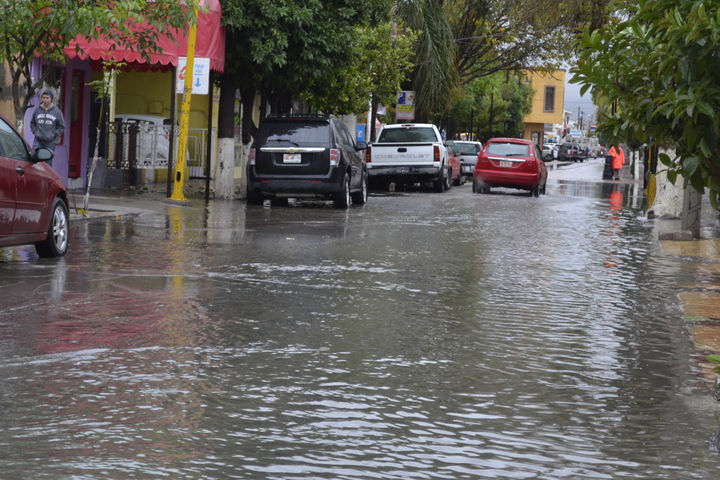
[67,180,210,221]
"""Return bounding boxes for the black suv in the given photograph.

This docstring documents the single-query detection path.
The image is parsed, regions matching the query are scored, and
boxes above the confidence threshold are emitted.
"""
[247,114,368,208]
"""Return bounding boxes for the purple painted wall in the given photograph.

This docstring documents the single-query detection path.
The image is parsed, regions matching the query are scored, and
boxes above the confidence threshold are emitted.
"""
[25,58,91,189]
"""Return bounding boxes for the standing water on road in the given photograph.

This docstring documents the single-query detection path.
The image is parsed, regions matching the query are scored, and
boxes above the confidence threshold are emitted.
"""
[1,163,719,479]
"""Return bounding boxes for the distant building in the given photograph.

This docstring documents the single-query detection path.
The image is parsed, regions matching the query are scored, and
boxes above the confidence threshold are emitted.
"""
[522,70,566,146]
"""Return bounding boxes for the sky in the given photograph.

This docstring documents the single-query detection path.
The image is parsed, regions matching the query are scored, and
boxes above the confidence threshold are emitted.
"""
[564,72,597,125]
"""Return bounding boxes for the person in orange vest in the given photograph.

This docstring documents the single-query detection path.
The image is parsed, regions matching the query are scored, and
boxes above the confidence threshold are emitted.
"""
[609,144,625,180]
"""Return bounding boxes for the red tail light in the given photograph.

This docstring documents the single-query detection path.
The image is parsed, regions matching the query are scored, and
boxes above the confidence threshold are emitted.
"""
[249,147,256,165]
[434,145,441,162]
[330,148,340,166]
[365,145,372,163]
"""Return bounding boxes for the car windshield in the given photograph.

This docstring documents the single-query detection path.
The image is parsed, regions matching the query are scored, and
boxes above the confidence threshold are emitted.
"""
[452,143,479,155]
[486,142,530,157]
[378,127,437,143]
[257,122,330,146]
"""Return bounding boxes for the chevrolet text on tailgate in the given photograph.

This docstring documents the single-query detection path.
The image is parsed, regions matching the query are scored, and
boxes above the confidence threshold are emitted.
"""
[365,123,451,192]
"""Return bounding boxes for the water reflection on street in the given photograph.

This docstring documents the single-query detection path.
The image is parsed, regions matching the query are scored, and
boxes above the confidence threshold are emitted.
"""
[1,174,719,479]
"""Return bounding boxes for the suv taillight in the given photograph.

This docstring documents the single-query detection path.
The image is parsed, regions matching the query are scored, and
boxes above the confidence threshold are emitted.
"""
[434,145,440,162]
[330,148,340,166]
[249,147,256,165]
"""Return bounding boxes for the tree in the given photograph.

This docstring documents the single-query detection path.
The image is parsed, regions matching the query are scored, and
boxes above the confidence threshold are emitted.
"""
[302,22,416,115]
[395,0,457,121]
[0,0,195,132]
[448,0,582,84]
[444,72,533,141]
[572,0,720,209]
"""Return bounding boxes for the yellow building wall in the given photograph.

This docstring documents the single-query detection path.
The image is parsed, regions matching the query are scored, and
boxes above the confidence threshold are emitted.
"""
[114,70,211,129]
[523,70,565,143]
[107,69,219,183]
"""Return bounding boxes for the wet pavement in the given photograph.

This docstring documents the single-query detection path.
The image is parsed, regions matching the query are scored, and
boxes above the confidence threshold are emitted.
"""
[1,158,720,479]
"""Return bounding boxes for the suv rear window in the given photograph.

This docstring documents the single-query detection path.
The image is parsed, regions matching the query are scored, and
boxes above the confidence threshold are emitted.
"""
[378,127,437,143]
[256,121,330,146]
[486,142,530,156]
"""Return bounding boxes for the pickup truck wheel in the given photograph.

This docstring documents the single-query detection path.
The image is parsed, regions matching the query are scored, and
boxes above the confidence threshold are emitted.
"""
[434,166,447,192]
[351,171,368,205]
[333,173,351,208]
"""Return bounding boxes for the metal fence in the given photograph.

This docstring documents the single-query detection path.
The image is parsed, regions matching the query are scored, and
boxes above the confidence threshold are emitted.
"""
[109,121,216,179]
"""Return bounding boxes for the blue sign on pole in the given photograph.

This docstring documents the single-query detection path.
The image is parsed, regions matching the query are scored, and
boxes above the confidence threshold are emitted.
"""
[357,124,366,143]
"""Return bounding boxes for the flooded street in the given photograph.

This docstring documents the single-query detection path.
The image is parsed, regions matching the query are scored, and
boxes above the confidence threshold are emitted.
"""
[2,163,720,479]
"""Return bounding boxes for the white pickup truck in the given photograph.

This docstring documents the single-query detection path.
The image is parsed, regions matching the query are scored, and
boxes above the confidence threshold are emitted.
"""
[365,123,451,191]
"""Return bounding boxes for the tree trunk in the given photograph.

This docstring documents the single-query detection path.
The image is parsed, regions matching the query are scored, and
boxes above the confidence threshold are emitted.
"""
[239,84,258,199]
[215,73,236,199]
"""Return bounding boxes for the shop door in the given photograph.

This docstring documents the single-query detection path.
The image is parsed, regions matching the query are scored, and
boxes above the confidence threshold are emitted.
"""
[68,70,84,178]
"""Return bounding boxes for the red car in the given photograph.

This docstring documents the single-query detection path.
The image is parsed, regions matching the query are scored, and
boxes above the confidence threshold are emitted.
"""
[446,145,462,186]
[472,138,547,196]
[0,115,69,257]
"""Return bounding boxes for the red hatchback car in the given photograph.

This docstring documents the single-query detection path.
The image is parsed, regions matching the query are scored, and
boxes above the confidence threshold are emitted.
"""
[472,138,547,196]
[0,115,69,257]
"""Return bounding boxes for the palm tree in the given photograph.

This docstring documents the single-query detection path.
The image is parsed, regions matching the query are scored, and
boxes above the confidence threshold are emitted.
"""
[395,0,457,121]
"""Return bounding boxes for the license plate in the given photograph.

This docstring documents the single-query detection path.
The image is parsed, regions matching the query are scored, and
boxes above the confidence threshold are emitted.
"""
[499,160,513,168]
[283,153,301,163]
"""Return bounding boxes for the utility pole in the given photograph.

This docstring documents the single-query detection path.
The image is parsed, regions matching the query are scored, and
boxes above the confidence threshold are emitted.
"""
[170,1,199,203]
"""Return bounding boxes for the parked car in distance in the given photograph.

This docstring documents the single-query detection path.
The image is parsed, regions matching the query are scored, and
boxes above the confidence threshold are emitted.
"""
[446,145,462,186]
[472,137,547,197]
[542,142,557,161]
[247,114,368,208]
[558,142,582,162]
[447,140,483,179]
[0,115,69,257]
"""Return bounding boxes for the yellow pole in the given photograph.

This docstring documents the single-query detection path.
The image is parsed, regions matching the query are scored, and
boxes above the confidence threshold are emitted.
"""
[170,1,199,202]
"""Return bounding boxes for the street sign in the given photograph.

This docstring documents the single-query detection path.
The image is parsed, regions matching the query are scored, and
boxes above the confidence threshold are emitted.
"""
[176,57,210,95]
[356,124,366,143]
[396,90,415,120]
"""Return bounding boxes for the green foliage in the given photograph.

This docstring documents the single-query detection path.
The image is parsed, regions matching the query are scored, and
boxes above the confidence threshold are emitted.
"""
[445,72,533,140]
[303,22,417,114]
[222,0,387,113]
[572,0,720,209]
[395,0,457,120]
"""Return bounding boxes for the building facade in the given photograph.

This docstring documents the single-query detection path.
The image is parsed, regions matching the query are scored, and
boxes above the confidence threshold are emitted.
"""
[522,70,566,146]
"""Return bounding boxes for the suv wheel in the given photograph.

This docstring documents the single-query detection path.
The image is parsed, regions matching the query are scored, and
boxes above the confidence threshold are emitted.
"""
[333,173,351,208]
[351,171,368,205]
[247,189,264,205]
